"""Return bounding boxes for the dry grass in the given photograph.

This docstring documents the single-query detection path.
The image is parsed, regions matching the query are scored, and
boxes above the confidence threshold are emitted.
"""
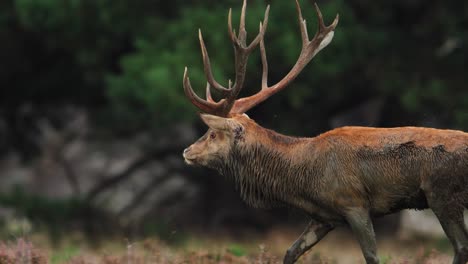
[0,238,48,264]
[0,231,454,264]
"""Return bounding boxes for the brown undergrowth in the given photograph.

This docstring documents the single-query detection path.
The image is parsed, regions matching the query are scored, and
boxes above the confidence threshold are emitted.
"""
[0,236,453,264]
[0,238,48,264]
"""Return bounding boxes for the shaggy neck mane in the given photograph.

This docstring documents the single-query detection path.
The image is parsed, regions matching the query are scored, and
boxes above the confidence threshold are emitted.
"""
[216,127,319,208]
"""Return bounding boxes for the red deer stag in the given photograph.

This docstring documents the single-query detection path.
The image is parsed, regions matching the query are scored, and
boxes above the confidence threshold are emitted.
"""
[182,1,468,263]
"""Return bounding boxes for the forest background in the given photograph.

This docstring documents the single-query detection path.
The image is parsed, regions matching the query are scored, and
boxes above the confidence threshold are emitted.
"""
[0,0,467,261]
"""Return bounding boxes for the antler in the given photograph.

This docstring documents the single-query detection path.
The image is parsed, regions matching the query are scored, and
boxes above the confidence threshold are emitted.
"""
[183,0,270,117]
[231,1,339,114]
[183,0,338,116]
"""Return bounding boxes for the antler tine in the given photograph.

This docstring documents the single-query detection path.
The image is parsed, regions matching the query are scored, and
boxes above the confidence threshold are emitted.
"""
[309,4,339,57]
[205,83,214,102]
[198,29,230,94]
[227,4,270,102]
[183,67,225,114]
[228,8,236,44]
[314,3,326,32]
[229,0,270,50]
[296,0,309,46]
[238,0,247,45]
[259,22,268,91]
[313,3,339,33]
[231,1,339,114]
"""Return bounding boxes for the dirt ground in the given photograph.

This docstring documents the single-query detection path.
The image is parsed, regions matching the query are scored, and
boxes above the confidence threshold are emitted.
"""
[178,227,453,263]
[0,227,453,263]
[255,228,451,263]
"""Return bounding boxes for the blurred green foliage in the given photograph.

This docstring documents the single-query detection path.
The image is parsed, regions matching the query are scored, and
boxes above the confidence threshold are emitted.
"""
[50,246,81,264]
[1,0,467,132]
[143,219,187,245]
[0,186,113,243]
[227,244,247,257]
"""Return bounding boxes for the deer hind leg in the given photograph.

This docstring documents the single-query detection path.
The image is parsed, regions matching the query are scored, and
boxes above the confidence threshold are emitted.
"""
[283,220,334,264]
[426,191,468,264]
[432,206,468,264]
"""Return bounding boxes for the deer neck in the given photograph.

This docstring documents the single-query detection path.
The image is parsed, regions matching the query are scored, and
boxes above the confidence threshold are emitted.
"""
[216,127,320,208]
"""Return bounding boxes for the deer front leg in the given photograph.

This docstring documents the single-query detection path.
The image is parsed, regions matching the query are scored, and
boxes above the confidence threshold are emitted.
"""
[345,208,379,264]
[283,220,334,264]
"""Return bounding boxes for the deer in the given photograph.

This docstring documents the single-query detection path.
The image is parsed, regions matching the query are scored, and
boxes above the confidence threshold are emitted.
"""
[181,1,468,263]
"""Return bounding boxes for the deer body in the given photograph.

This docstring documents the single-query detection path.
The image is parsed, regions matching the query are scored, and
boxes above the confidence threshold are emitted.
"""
[216,119,468,217]
[181,1,468,263]
[185,114,468,263]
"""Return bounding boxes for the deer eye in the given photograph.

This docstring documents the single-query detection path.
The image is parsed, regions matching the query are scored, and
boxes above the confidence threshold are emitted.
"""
[209,132,216,139]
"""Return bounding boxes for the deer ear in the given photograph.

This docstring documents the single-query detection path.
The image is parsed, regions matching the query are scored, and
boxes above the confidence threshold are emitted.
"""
[200,114,240,131]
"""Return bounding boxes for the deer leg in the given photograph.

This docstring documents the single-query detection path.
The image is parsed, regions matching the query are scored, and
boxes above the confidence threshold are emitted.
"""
[345,208,379,264]
[431,204,468,264]
[424,178,468,264]
[442,218,468,264]
[283,220,334,264]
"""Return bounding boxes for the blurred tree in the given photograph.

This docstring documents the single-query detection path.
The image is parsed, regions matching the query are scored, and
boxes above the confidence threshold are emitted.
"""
[105,0,468,132]
[0,0,467,140]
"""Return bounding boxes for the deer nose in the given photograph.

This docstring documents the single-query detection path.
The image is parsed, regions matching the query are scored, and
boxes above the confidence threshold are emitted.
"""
[183,147,191,156]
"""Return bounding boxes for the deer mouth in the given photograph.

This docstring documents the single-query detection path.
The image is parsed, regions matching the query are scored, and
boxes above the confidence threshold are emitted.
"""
[184,157,196,165]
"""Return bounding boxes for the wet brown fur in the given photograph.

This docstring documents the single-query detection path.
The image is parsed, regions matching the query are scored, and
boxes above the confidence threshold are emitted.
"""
[184,114,468,263]
[188,114,468,222]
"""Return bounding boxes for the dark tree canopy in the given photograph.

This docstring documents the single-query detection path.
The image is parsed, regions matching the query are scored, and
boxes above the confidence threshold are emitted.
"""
[1,0,467,133]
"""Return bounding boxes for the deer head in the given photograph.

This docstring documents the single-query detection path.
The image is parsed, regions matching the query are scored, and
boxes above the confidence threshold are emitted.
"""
[183,0,338,167]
